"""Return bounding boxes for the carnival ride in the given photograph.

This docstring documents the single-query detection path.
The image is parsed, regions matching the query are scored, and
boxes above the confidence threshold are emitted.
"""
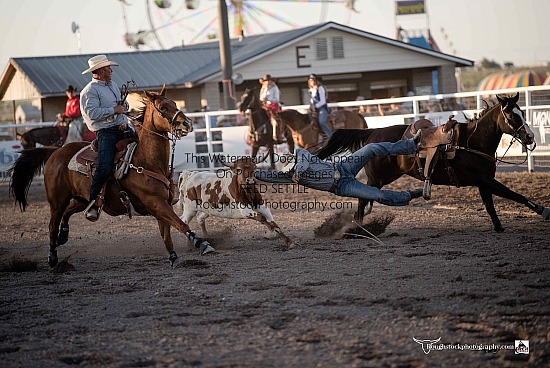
[119,0,358,50]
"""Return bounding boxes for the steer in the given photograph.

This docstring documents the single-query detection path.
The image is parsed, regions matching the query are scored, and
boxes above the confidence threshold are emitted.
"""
[176,156,294,248]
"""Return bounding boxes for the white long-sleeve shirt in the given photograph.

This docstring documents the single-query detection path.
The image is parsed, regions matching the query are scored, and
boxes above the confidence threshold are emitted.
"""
[80,79,127,132]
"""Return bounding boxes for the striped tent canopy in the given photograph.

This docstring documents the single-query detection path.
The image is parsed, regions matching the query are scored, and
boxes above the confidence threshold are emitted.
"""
[478,70,545,91]
[500,70,545,89]
[477,72,510,91]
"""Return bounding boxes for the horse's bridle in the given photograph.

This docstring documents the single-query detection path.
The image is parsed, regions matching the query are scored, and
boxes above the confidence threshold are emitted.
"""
[500,105,536,152]
[150,98,193,139]
[125,96,193,185]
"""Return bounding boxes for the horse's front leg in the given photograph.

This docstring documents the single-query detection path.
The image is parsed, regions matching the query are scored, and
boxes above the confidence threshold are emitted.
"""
[482,178,550,222]
[478,185,504,232]
[285,130,295,153]
[147,199,215,267]
[251,145,259,161]
[269,143,276,169]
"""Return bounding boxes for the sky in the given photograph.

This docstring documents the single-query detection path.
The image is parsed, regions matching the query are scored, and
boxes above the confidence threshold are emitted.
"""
[0,0,549,72]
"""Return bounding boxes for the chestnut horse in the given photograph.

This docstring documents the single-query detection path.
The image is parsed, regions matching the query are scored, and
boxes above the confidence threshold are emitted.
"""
[9,86,212,267]
[318,93,550,232]
[238,88,294,168]
[278,108,367,152]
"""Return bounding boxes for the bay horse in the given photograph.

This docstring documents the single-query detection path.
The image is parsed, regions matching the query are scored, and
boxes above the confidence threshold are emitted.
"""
[317,93,550,232]
[277,108,367,152]
[9,86,212,268]
[18,124,69,149]
[238,88,294,168]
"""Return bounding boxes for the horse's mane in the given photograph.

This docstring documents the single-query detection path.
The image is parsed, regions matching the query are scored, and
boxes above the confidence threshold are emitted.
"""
[466,99,498,123]
[132,102,147,123]
[316,129,373,159]
[131,93,161,123]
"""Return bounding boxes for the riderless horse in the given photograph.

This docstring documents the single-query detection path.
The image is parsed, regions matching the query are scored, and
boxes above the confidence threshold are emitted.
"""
[18,119,94,149]
[317,93,550,232]
[17,124,69,149]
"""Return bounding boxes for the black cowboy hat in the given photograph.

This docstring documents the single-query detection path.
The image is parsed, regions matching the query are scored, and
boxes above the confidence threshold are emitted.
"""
[259,74,276,83]
[307,74,323,82]
[66,85,76,92]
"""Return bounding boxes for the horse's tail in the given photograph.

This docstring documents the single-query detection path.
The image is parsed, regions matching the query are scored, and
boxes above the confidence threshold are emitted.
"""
[316,129,374,159]
[9,147,57,211]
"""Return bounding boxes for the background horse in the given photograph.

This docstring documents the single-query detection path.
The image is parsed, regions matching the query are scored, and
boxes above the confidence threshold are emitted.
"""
[17,119,94,148]
[278,108,367,152]
[9,86,209,268]
[238,88,294,168]
[17,124,69,149]
[317,93,549,232]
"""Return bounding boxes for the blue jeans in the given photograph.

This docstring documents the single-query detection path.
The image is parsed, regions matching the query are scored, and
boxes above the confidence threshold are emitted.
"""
[334,139,417,206]
[317,107,332,138]
[89,126,125,201]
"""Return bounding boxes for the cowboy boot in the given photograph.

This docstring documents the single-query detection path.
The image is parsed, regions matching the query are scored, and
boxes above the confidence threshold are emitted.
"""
[84,199,101,222]
[85,186,106,222]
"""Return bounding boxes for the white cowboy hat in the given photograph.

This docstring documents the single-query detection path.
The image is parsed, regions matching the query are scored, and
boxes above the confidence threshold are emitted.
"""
[81,55,119,74]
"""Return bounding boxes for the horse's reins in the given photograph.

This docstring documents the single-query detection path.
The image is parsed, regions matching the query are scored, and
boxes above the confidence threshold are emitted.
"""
[124,95,192,187]
[449,106,535,166]
[495,106,536,165]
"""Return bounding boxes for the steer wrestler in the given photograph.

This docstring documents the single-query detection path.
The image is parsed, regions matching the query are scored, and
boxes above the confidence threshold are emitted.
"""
[255,133,424,207]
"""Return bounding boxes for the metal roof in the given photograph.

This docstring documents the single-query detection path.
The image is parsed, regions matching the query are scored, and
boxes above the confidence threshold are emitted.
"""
[1,22,473,99]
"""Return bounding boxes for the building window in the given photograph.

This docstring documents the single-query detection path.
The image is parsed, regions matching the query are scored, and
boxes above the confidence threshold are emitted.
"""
[332,36,344,59]
[315,38,328,60]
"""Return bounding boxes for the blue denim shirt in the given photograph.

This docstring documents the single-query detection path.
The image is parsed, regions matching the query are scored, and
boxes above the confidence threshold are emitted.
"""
[255,148,337,191]
[293,148,336,191]
[80,79,127,132]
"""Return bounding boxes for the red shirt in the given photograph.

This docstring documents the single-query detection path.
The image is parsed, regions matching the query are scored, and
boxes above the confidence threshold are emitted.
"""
[64,95,82,119]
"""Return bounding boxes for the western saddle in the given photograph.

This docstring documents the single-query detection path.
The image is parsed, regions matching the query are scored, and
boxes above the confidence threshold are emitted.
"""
[402,116,461,199]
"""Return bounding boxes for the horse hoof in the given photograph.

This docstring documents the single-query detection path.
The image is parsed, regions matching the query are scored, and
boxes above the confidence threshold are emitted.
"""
[48,251,58,268]
[200,242,215,255]
[57,225,69,246]
[169,252,178,268]
[542,207,550,220]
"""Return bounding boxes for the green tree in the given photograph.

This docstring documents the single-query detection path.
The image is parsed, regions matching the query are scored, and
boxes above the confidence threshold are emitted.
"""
[480,58,501,69]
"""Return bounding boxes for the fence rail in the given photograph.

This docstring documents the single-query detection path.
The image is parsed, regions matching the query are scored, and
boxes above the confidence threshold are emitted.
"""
[2,85,550,176]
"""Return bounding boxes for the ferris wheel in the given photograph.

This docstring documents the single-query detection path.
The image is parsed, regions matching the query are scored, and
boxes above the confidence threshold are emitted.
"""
[120,0,359,50]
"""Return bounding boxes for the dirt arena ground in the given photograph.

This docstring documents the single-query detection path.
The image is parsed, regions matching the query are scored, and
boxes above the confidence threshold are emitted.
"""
[0,171,549,367]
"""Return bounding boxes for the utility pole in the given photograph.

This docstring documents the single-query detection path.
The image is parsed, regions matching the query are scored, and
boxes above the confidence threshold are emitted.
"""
[218,0,235,110]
